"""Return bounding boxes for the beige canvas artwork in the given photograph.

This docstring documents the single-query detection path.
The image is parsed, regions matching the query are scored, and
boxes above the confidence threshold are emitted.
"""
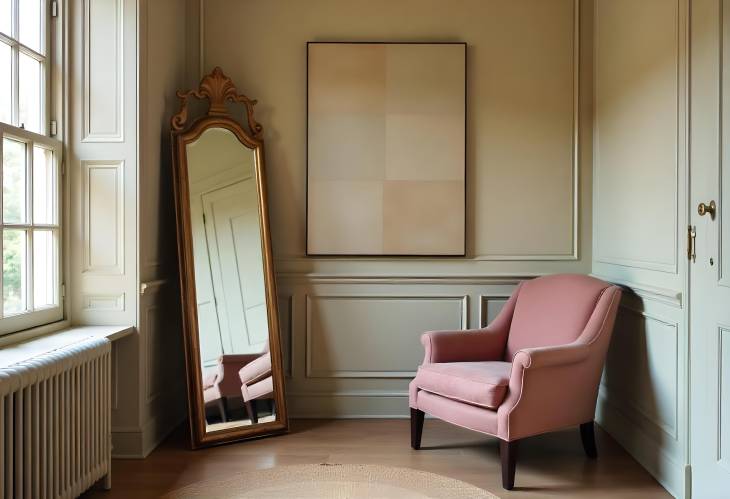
[307,42,466,255]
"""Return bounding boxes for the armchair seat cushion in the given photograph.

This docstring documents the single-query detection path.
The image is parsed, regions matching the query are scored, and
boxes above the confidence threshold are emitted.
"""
[414,361,512,410]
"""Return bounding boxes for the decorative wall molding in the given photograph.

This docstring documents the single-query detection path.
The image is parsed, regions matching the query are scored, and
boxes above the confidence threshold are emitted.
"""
[289,390,409,398]
[278,295,293,378]
[82,293,125,311]
[145,304,162,404]
[479,294,511,327]
[718,326,730,470]
[304,294,467,378]
[593,0,682,275]
[82,160,125,275]
[202,0,584,263]
[475,0,580,261]
[276,271,534,286]
[590,273,683,308]
[83,0,125,142]
[602,306,679,441]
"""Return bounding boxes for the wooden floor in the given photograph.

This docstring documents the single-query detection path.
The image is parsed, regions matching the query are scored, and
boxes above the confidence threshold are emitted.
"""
[82,419,671,498]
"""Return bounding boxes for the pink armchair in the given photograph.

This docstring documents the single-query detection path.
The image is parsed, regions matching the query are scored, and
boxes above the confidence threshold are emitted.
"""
[203,353,261,422]
[239,342,274,424]
[409,274,622,490]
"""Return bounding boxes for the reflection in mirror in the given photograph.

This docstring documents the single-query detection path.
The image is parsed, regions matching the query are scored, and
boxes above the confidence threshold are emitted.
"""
[186,128,276,432]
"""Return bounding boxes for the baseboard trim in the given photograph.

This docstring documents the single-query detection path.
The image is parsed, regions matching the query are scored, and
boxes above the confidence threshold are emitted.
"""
[288,393,410,418]
[141,410,187,458]
[111,429,144,459]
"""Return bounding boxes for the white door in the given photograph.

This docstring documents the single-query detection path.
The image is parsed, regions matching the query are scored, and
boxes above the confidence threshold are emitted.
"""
[190,191,225,367]
[202,179,269,354]
[690,1,730,496]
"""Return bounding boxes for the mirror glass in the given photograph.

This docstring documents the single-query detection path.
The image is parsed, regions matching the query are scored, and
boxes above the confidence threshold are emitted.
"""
[186,127,276,432]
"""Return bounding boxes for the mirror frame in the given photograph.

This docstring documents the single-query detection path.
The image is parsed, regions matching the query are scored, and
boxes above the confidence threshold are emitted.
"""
[170,67,288,448]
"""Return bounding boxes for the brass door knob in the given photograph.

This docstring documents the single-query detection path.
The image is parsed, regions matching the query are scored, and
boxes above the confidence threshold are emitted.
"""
[698,200,717,220]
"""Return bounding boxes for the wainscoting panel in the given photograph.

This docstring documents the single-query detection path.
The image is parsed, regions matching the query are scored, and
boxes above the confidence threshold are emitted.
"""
[306,295,467,378]
[84,0,124,142]
[479,295,510,327]
[602,306,679,440]
[595,294,687,498]
[82,293,126,312]
[279,277,520,417]
[82,161,125,275]
[593,0,681,274]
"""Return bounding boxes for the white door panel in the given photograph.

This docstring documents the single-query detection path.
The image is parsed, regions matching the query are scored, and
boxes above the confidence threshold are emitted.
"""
[690,1,730,495]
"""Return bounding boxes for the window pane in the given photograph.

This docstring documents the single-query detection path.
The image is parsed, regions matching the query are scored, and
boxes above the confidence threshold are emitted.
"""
[0,0,10,36]
[19,53,41,133]
[0,42,10,125]
[33,146,55,224]
[3,229,28,315]
[19,0,42,54]
[3,138,27,224]
[32,230,56,308]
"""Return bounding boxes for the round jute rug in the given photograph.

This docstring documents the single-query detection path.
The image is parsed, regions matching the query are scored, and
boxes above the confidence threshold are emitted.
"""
[166,463,499,499]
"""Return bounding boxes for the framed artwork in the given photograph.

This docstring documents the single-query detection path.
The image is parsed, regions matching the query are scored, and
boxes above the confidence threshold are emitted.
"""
[306,42,466,256]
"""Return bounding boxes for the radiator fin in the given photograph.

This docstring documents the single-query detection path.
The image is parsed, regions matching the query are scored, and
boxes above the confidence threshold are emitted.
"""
[0,337,111,498]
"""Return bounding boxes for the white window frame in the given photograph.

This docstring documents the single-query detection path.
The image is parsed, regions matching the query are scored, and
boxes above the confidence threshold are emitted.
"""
[0,0,64,336]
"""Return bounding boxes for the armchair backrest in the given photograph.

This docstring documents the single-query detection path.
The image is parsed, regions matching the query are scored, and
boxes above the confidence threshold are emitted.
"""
[504,274,615,360]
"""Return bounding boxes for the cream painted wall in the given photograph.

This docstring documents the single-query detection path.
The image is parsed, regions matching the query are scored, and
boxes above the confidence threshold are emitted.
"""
[592,1,688,497]
[203,0,591,272]
[199,0,594,417]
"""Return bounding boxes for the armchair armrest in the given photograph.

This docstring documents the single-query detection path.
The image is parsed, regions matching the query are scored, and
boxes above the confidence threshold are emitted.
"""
[512,342,591,370]
[421,328,507,364]
[419,282,520,364]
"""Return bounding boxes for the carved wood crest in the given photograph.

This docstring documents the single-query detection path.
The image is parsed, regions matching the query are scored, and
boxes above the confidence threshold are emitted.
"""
[171,66,263,139]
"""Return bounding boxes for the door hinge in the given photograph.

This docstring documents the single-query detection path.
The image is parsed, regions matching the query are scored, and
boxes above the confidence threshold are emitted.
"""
[202,213,206,225]
[61,160,66,176]
[51,1,58,17]
[50,120,57,136]
[687,225,696,262]
[61,284,66,298]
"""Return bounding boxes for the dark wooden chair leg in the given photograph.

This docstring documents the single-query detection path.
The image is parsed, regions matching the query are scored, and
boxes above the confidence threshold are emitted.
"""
[217,398,228,423]
[499,439,518,490]
[410,408,424,450]
[245,400,258,424]
[580,421,597,458]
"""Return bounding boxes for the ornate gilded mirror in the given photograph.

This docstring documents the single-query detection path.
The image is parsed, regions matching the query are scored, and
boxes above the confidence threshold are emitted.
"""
[171,67,288,448]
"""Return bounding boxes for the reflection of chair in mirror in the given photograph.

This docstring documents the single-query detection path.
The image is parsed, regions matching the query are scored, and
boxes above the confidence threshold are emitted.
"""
[239,342,274,424]
[202,353,261,423]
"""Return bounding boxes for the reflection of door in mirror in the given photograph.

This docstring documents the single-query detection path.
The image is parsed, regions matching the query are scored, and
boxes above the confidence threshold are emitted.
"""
[186,128,274,430]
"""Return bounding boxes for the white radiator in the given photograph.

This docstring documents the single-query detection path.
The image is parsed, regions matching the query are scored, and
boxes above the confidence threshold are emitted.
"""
[0,337,111,498]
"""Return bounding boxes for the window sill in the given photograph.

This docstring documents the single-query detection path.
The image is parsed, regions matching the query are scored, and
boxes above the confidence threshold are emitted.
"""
[0,324,135,369]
